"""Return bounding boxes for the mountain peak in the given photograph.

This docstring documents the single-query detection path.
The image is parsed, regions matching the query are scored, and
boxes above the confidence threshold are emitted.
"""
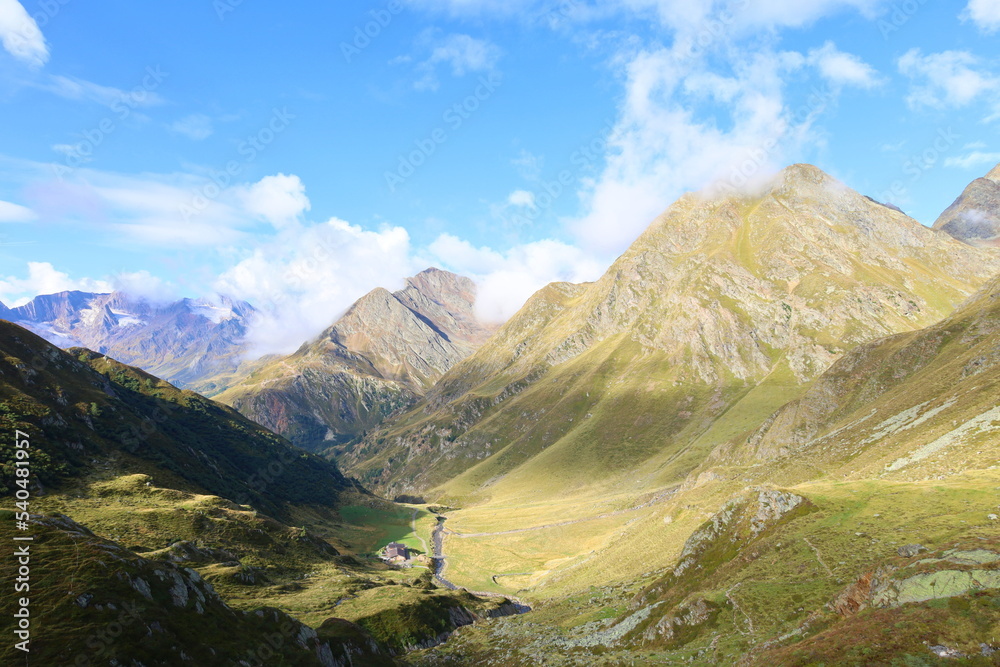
[405,267,476,300]
[218,269,496,452]
[933,163,1000,246]
[986,162,1000,183]
[778,162,830,182]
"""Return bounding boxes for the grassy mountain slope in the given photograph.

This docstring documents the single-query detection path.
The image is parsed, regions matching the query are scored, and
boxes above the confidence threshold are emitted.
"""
[0,320,354,520]
[708,269,1000,484]
[218,268,496,453]
[0,320,520,662]
[0,514,385,667]
[345,164,1000,507]
[401,233,1000,665]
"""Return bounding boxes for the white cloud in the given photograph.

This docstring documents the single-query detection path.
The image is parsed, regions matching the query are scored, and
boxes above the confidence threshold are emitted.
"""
[404,0,882,31]
[215,218,419,355]
[42,75,166,108]
[963,0,1000,33]
[238,174,311,229]
[17,162,304,248]
[507,190,537,207]
[569,44,820,254]
[0,262,112,306]
[111,271,180,305]
[511,150,544,180]
[0,199,36,222]
[427,233,605,322]
[88,176,248,247]
[0,0,47,67]
[807,41,882,89]
[409,32,502,91]
[944,151,1000,170]
[898,49,998,109]
[169,114,214,140]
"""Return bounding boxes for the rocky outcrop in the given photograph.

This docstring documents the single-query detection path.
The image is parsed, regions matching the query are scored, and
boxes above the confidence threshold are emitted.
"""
[832,547,1000,615]
[615,488,811,648]
[0,514,390,667]
[146,540,239,565]
[218,268,496,453]
[934,163,1000,246]
[672,488,809,580]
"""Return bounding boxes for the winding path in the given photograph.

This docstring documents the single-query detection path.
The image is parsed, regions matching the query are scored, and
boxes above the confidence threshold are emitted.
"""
[411,508,429,555]
[432,515,532,613]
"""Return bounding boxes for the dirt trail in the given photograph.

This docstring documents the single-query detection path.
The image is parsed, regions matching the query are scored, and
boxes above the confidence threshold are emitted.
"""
[803,537,834,577]
[411,508,429,554]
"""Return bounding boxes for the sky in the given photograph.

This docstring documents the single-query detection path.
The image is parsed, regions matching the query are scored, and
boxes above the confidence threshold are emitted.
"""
[0,0,998,354]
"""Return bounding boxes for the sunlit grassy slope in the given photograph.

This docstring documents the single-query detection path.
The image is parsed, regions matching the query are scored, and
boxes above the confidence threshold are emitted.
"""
[364,167,1000,664]
[345,166,1000,512]
[397,268,1000,665]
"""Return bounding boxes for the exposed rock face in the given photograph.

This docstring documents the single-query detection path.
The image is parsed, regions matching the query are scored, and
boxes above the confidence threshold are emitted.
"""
[146,541,239,565]
[346,164,1000,499]
[217,268,496,453]
[672,488,809,579]
[2,290,256,394]
[934,163,1000,246]
[831,547,1000,615]
[608,487,810,648]
[723,270,1000,481]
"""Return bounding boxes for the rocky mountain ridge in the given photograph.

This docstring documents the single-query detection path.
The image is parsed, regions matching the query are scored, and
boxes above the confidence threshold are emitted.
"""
[344,164,1000,503]
[934,162,1000,246]
[217,268,497,453]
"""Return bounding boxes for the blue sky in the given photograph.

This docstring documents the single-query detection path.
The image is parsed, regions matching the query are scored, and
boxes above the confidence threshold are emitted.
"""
[0,0,998,352]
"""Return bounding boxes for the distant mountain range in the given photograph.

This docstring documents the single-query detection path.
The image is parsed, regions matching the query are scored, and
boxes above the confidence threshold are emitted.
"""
[216,268,497,453]
[0,291,256,395]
